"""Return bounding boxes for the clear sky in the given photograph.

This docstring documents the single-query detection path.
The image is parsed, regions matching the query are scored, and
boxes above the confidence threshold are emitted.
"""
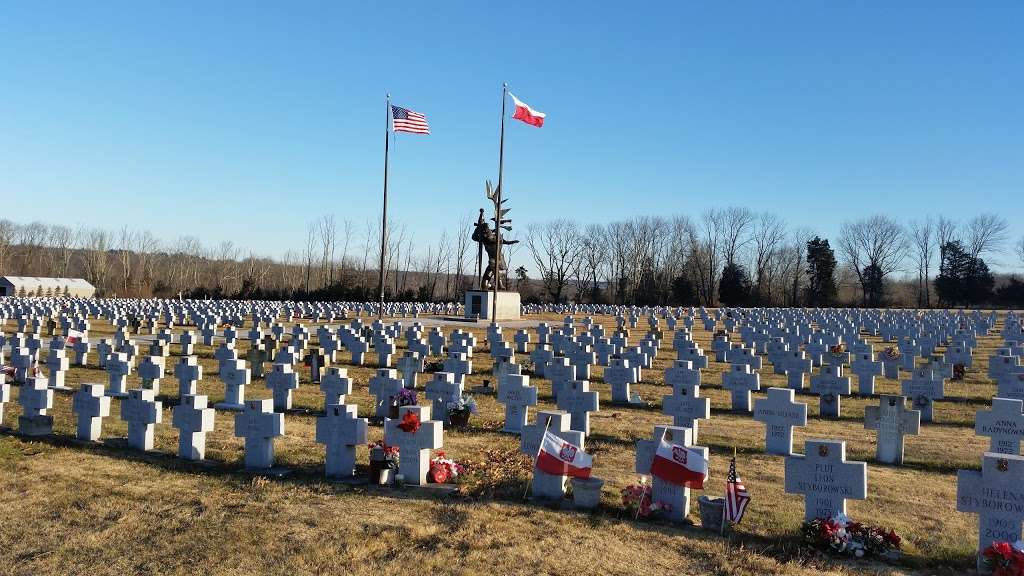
[2,1,1022,271]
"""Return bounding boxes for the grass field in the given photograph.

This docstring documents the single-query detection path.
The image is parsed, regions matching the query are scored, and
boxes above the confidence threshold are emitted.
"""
[0,312,1002,575]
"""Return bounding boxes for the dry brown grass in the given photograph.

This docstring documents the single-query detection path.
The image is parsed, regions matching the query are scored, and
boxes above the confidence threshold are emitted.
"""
[0,312,997,575]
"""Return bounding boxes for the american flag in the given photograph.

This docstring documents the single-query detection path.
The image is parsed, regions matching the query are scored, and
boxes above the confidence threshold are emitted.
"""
[391,105,429,135]
[725,454,750,524]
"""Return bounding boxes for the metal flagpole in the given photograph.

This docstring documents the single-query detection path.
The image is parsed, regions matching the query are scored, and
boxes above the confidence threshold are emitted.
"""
[492,83,507,326]
[378,94,390,320]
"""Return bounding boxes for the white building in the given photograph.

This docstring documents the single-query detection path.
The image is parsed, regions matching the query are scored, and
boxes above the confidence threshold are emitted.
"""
[0,276,96,298]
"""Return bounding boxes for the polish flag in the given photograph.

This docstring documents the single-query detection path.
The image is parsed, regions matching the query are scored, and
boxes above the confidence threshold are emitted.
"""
[650,437,708,489]
[510,93,545,127]
[66,329,84,344]
[536,430,592,478]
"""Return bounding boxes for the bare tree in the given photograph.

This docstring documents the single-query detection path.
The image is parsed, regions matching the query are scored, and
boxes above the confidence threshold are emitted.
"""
[1017,235,1024,265]
[721,207,756,266]
[82,228,111,294]
[117,227,137,295]
[837,215,906,306]
[751,213,786,305]
[965,213,1009,260]
[909,217,934,307]
[0,219,13,274]
[936,215,958,249]
[526,219,584,302]
[318,215,337,289]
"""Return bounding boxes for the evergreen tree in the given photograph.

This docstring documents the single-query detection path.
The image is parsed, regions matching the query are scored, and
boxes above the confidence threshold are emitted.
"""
[804,236,838,306]
[718,262,752,306]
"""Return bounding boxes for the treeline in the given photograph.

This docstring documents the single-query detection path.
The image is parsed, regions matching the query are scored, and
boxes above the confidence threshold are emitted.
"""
[522,210,1024,308]
[0,216,481,302]
[1,211,1022,308]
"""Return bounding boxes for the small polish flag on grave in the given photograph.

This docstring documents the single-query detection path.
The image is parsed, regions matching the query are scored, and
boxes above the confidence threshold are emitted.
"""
[66,329,84,344]
[537,430,592,478]
[510,93,545,127]
[650,436,708,489]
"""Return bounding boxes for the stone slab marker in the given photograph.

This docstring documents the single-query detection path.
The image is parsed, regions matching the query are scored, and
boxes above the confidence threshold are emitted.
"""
[497,372,538,434]
[753,387,807,456]
[635,425,708,522]
[976,398,1024,455]
[958,453,1024,565]
[173,394,216,460]
[234,398,285,470]
[864,395,920,465]
[520,410,585,501]
[18,377,54,436]
[784,439,867,521]
[316,403,368,478]
[383,405,443,485]
[72,383,111,441]
[320,367,353,410]
[121,388,163,451]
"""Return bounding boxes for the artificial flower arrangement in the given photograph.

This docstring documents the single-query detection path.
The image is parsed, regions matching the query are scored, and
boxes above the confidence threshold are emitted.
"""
[387,388,418,419]
[621,478,672,520]
[368,439,400,483]
[882,347,902,361]
[982,540,1024,576]
[397,388,418,406]
[446,393,479,427]
[800,514,901,559]
[829,343,846,357]
[397,410,421,433]
[428,450,465,484]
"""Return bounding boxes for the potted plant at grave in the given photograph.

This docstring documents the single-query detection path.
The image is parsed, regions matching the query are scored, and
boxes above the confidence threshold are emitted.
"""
[446,393,479,428]
[982,541,1024,575]
[882,347,901,361]
[829,343,846,358]
[389,388,418,419]
[368,440,399,485]
[428,450,465,484]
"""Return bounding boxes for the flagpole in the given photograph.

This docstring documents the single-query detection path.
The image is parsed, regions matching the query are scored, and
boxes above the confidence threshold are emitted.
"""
[492,82,507,327]
[378,94,390,320]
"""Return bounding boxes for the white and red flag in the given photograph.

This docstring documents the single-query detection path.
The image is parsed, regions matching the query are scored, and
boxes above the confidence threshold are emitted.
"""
[66,329,84,344]
[536,430,592,478]
[510,93,545,127]
[650,437,708,489]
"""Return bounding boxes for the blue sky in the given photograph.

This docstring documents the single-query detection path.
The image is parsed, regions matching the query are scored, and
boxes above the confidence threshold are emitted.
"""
[1,1,1022,271]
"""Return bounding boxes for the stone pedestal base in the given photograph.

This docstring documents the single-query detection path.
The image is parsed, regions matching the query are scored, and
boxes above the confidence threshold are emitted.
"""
[19,415,53,436]
[464,290,521,321]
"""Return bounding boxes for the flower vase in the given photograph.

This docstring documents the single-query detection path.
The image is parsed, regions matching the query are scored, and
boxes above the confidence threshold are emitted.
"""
[448,409,471,428]
[698,496,726,532]
[571,477,604,509]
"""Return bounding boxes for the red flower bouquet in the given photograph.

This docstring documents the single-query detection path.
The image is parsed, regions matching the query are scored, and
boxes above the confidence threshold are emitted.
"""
[398,410,421,433]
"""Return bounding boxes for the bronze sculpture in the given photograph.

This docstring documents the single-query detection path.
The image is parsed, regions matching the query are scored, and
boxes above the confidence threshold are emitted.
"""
[473,181,518,290]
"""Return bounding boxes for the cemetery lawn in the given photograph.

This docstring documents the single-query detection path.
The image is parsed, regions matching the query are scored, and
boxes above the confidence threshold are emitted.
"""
[0,313,993,575]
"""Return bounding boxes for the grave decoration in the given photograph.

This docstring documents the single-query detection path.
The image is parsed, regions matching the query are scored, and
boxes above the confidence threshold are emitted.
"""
[953,363,967,381]
[368,440,400,484]
[428,450,465,484]
[389,388,418,419]
[982,541,1024,576]
[446,393,479,428]
[800,513,902,560]
[621,478,671,520]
